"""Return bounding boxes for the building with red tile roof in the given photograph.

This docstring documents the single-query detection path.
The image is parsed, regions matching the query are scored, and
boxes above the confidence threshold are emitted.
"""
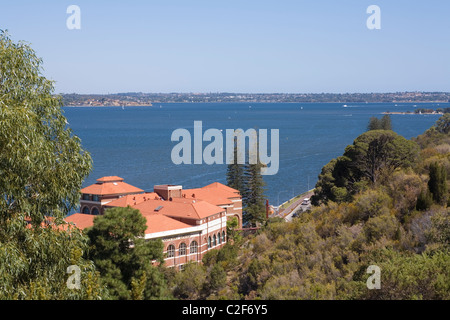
[71,177,242,269]
[182,184,242,228]
[80,176,144,215]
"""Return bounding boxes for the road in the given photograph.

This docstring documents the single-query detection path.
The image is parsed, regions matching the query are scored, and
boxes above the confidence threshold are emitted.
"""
[274,191,314,222]
[284,201,311,222]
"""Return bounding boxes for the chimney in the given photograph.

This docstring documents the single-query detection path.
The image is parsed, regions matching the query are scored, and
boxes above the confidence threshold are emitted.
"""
[154,185,182,200]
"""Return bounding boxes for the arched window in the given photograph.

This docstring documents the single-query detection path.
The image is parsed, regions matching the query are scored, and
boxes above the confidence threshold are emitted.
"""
[92,207,100,215]
[222,231,226,243]
[190,241,198,254]
[82,206,90,214]
[179,243,187,256]
[213,234,217,246]
[218,232,221,244]
[208,237,212,248]
[167,245,175,258]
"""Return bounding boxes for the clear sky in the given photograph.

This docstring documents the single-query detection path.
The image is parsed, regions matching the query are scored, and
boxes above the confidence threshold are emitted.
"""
[1,0,449,94]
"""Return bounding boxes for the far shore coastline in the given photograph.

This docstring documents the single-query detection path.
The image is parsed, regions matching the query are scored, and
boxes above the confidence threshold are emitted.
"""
[382,111,444,115]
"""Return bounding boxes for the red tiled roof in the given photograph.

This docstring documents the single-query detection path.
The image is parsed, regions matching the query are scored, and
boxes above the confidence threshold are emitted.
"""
[203,182,240,195]
[181,182,241,207]
[64,211,193,234]
[81,177,144,196]
[132,199,224,220]
[65,213,95,229]
[143,213,193,234]
[105,192,161,207]
[96,176,124,183]
[182,188,233,206]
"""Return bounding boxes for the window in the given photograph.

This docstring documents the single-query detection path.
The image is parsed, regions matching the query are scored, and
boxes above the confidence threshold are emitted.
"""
[92,207,100,215]
[179,243,186,256]
[167,245,175,258]
[218,232,221,244]
[92,195,100,202]
[82,206,90,214]
[190,241,198,254]
[213,235,217,247]
[82,194,90,201]
[222,231,226,243]
[208,237,212,248]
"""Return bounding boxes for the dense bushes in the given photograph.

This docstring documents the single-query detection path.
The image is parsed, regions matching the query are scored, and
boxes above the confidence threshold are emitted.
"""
[221,115,449,300]
[311,130,419,205]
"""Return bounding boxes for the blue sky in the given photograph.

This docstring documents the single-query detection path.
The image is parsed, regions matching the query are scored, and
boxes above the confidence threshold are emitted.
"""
[1,0,449,94]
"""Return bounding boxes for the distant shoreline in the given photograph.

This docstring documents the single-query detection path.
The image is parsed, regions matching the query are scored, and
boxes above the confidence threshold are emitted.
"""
[60,92,450,106]
[382,111,444,115]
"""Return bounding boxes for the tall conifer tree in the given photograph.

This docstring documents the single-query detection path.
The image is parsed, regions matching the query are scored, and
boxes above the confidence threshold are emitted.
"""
[226,141,245,195]
[243,161,267,226]
[428,162,448,205]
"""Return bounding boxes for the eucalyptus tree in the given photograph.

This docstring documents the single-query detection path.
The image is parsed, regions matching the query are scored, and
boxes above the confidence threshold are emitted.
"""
[0,31,104,299]
[0,30,92,224]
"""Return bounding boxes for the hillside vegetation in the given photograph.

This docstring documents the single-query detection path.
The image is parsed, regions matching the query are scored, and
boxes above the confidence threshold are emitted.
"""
[186,114,449,300]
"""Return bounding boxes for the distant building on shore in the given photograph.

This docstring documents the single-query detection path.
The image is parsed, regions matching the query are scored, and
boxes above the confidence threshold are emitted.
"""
[66,176,242,269]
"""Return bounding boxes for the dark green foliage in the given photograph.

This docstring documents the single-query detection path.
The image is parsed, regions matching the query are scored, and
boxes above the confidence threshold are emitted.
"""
[226,216,242,243]
[311,159,337,205]
[172,262,207,299]
[226,142,245,194]
[435,113,450,134]
[87,206,168,299]
[243,162,267,225]
[348,130,418,184]
[227,141,267,226]
[428,162,448,205]
[380,115,393,131]
[0,214,106,299]
[350,249,450,300]
[367,117,379,131]
[367,115,392,131]
[206,264,227,291]
[416,190,434,211]
[203,244,239,270]
[312,130,419,204]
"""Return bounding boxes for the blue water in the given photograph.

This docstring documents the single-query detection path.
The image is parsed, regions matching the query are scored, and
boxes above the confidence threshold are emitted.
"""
[63,102,447,206]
